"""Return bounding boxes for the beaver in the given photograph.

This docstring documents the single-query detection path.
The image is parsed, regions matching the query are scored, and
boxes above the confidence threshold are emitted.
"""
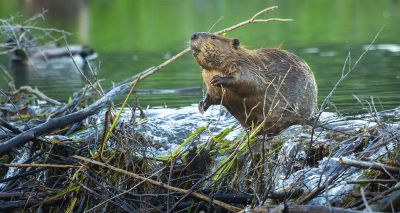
[189,32,318,135]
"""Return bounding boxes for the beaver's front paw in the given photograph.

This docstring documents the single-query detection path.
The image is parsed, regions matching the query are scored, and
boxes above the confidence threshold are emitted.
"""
[198,94,212,114]
[210,75,235,87]
[198,100,205,114]
[198,100,210,114]
[210,75,224,86]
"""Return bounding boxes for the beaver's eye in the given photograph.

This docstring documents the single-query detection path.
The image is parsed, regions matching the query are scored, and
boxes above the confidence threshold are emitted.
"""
[211,35,216,39]
[232,38,240,49]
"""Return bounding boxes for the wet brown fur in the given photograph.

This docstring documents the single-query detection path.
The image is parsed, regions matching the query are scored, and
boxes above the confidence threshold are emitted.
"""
[190,33,318,135]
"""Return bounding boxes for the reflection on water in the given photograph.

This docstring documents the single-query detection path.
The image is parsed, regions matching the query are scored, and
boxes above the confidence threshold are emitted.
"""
[0,0,399,112]
[9,57,86,98]
[365,44,400,53]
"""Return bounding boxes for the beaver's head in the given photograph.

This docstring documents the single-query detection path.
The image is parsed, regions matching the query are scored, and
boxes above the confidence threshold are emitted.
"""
[190,32,240,72]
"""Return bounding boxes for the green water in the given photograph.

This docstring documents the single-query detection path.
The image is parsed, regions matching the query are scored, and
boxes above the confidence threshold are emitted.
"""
[0,0,399,112]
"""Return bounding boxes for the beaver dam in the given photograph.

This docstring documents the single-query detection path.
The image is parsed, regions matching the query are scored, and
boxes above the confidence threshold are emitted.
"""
[0,7,399,213]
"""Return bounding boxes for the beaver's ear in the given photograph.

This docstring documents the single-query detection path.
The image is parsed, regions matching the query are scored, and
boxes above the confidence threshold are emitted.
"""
[232,38,240,49]
[228,62,238,74]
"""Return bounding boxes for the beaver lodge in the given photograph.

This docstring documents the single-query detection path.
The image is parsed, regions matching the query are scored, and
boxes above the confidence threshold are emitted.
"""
[0,7,399,213]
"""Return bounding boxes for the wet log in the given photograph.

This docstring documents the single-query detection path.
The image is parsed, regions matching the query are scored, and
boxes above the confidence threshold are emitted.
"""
[0,118,46,149]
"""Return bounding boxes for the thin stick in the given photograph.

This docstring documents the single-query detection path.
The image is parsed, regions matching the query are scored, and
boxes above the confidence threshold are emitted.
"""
[336,157,400,173]
[346,179,397,184]
[63,35,104,97]
[73,155,242,213]
[208,16,224,33]
[2,163,80,168]
[360,187,373,212]
[250,6,278,20]
[215,7,291,35]
[8,86,61,105]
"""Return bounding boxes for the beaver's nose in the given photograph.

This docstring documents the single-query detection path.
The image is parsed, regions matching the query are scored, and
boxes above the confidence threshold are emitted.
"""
[191,33,199,40]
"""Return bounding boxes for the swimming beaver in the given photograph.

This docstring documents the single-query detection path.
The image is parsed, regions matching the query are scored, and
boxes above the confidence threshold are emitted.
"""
[190,32,318,135]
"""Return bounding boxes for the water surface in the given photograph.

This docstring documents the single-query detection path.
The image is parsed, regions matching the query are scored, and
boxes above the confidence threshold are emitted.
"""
[0,0,399,112]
